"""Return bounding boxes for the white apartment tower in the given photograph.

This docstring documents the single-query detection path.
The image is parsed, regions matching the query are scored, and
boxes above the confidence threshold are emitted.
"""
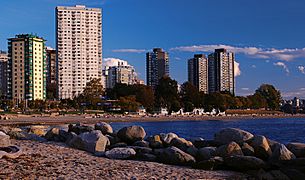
[56,5,102,99]
[188,54,208,94]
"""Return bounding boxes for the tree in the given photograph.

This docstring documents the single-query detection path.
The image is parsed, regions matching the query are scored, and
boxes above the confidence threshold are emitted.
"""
[118,96,141,112]
[180,82,200,112]
[155,76,181,113]
[254,84,281,110]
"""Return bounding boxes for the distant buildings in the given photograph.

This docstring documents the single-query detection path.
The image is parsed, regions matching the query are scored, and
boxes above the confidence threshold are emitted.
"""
[7,34,46,100]
[188,54,208,94]
[146,48,169,89]
[104,61,137,89]
[0,51,8,97]
[188,49,235,94]
[46,47,57,99]
[56,5,102,99]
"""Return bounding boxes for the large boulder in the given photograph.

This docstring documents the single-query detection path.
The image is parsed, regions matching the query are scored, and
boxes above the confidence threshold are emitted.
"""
[117,126,146,144]
[214,128,254,145]
[68,124,94,135]
[225,155,266,171]
[186,146,198,157]
[147,135,163,148]
[157,146,196,166]
[69,130,109,156]
[0,145,22,159]
[270,143,296,161]
[0,131,11,147]
[160,133,178,145]
[241,143,255,156]
[28,125,47,136]
[95,122,113,135]
[45,128,74,142]
[105,147,136,159]
[197,147,217,161]
[132,140,150,148]
[216,142,243,158]
[286,143,305,158]
[249,135,272,160]
[169,137,193,152]
[193,156,224,170]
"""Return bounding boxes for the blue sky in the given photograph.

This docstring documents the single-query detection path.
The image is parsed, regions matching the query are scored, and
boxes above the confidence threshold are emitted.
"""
[0,0,305,99]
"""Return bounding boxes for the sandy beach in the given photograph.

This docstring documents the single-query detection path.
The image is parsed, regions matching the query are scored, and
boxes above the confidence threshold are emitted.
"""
[0,140,247,179]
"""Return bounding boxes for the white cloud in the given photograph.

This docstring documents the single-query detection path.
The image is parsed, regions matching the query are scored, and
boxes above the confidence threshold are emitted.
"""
[300,88,305,91]
[251,65,256,68]
[234,61,241,77]
[241,88,250,91]
[273,62,289,74]
[170,44,305,62]
[282,90,305,99]
[298,66,305,74]
[112,49,147,53]
[103,58,130,67]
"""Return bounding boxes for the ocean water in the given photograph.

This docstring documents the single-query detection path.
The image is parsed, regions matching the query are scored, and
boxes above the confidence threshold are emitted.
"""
[110,117,305,144]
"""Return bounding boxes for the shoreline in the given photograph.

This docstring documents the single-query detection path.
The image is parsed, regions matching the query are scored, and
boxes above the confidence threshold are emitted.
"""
[0,113,305,126]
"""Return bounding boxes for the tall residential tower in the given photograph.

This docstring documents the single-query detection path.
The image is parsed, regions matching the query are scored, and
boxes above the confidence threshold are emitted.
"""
[0,51,8,97]
[146,48,169,89]
[188,54,208,94]
[7,34,46,100]
[56,5,102,99]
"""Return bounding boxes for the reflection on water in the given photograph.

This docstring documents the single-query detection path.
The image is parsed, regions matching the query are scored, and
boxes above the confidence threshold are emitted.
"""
[110,118,305,144]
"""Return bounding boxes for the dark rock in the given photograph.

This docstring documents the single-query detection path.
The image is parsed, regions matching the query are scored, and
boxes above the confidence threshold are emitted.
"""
[132,140,149,148]
[287,143,305,158]
[160,133,178,145]
[117,126,146,144]
[197,147,217,161]
[225,155,266,171]
[186,146,198,157]
[106,134,121,145]
[214,128,253,145]
[128,146,153,154]
[169,137,193,152]
[241,143,255,156]
[249,135,272,160]
[270,143,296,161]
[216,142,243,158]
[45,128,73,142]
[193,156,224,170]
[135,153,157,162]
[95,122,113,135]
[157,146,196,166]
[109,142,128,149]
[68,124,94,135]
[281,168,305,180]
[105,147,136,159]
[147,135,163,148]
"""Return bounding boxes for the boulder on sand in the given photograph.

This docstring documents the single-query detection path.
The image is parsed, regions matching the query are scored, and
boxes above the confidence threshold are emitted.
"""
[197,147,217,161]
[28,125,47,136]
[95,122,113,135]
[69,130,109,156]
[0,145,22,159]
[157,146,196,166]
[286,143,305,158]
[147,135,163,148]
[169,137,193,152]
[214,128,254,145]
[225,155,266,171]
[0,131,11,147]
[117,126,146,144]
[216,142,243,158]
[160,133,178,145]
[105,147,136,159]
[68,124,94,135]
[249,135,272,160]
[270,143,296,161]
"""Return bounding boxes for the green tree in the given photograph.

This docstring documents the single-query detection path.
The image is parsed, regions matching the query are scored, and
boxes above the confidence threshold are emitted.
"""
[118,96,141,112]
[77,78,104,109]
[180,82,200,112]
[254,84,281,110]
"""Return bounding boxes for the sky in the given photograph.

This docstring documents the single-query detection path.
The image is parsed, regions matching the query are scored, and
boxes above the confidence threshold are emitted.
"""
[0,0,305,99]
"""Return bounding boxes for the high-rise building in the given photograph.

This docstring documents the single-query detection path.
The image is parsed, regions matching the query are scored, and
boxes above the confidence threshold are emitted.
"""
[56,5,102,99]
[7,34,46,100]
[208,48,235,94]
[188,54,208,94]
[46,47,57,99]
[104,61,136,89]
[0,51,8,97]
[146,48,169,89]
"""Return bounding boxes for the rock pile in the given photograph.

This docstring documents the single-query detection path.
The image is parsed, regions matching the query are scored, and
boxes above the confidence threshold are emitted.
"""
[2,123,305,179]
[0,131,22,159]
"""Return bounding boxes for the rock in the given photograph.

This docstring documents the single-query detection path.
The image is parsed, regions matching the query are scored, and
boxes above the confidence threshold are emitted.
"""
[128,146,153,154]
[0,131,11,147]
[281,168,305,180]
[287,143,305,158]
[197,147,217,161]
[68,124,94,135]
[95,122,113,135]
[270,143,296,161]
[249,135,272,160]
[28,125,47,136]
[69,130,109,156]
[193,156,224,170]
[225,155,266,171]
[169,137,193,152]
[45,128,75,143]
[147,135,163,148]
[191,138,206,148]
[135,153,157,162]
[109,142,128,149]
[106,134,121,145]
[132,140,149,148]
[241,143,255,156]
[268,138,280,151]
[216,142,243,158]
[0,145,22,159]
[160,133,178,145]
[255,169,290,180]
[214,128,254,145]
[157,146,196,166]
[105,147,136,159]
[117,126,146,144]
[186,146,198,157]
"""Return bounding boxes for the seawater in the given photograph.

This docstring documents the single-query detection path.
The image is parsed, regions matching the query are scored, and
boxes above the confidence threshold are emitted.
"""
[110,117,305,144]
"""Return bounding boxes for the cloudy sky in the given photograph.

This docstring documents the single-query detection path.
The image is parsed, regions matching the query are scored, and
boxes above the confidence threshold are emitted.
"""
[0,0,305,99]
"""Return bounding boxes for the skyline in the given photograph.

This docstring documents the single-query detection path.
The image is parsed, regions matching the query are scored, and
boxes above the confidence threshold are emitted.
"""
[0,0,305,99]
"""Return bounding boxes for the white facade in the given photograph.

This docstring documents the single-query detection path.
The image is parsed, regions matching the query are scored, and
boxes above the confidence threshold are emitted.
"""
[188,54,208,93]
[56,5,102,99]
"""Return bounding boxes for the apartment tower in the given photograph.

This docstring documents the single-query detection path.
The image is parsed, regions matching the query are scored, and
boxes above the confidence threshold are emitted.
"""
[46,47,57,99]
[0,51,8,97]
[56,5,102,99]
[188,54,208,94]
[7,34,46,100]
[146,48,169,89]
[208,48,235,94]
